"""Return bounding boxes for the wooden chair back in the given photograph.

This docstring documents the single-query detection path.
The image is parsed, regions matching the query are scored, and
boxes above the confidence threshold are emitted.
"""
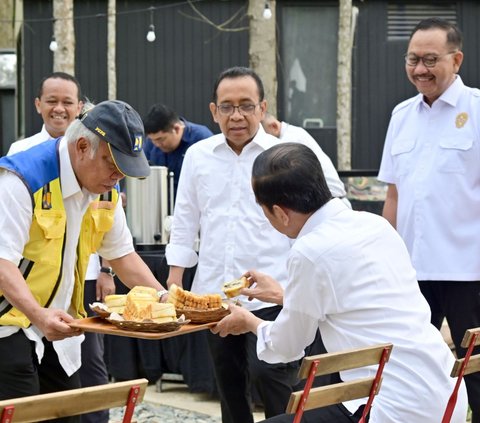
[286,343,393,423]
[442,327,480,423]
[0,378,148,423]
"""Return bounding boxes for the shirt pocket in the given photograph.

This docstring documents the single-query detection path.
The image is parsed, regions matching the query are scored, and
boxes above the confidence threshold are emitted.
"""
[438,137,473,174]
[391,138,416,176]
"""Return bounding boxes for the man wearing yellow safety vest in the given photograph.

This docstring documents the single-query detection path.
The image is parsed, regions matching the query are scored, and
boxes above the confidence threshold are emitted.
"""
[0,100,165,422]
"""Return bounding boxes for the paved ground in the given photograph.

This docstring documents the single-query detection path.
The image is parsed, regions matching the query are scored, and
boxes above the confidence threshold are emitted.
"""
[109,402,221,423]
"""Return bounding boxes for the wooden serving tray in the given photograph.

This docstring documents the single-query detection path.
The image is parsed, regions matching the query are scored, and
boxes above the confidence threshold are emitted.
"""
[69,317,217,340]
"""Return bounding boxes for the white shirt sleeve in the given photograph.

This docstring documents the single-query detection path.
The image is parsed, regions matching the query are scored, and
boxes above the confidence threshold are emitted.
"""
[165,149,201,267]
[0,170,33,264]
[97,196,135,260]
[256,251,322,363]
[378,116,396,184]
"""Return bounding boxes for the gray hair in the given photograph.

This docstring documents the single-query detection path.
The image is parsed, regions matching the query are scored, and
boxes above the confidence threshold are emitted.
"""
[65,100,101,158]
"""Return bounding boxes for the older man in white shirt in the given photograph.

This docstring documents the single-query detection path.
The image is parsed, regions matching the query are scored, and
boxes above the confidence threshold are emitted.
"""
[0,101,164,423]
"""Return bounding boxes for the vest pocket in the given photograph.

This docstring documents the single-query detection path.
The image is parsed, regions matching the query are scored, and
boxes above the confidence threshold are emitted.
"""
[90,208,115,252]
[29,209,66,266]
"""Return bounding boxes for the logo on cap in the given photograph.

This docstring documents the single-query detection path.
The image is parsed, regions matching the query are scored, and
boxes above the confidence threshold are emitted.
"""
[133,135,143,152]
[95,127,106,137]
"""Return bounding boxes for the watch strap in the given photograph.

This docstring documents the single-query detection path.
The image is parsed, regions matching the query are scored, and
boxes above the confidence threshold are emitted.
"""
[100,266,115,277]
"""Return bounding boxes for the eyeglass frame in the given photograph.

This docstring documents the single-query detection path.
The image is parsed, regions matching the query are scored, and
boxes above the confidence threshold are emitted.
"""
[216,103,261,116]
[404,51,458,68]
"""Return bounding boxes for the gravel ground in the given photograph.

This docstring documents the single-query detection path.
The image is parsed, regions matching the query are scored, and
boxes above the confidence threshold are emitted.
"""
[109,402,222,423]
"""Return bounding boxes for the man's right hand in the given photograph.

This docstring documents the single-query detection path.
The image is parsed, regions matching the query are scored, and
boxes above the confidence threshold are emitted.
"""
[30,308,83,341]
[241,269,284,305]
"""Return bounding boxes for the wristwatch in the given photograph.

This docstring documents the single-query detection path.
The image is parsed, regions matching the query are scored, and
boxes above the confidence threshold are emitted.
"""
[157,289,169,300]
[100,266,115,277]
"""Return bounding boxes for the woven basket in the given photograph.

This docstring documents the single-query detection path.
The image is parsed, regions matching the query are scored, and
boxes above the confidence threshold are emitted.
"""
[106,318,190,333]
[176,307,230,323]
[89,304,111,318]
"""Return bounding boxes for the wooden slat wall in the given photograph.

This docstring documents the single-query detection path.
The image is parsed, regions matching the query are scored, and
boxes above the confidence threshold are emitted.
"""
[23,0,54,137]
[115,0,249,129]
[352,0,480,170]
[20,0,480,168]
[22,0,249,137]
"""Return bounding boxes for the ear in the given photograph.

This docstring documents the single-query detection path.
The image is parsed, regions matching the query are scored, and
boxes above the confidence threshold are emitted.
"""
[34,98,42,114]
[453,51,464,73]
[272,204,290,227]
[209,102,219,123]
[259,100,267,120]
[271,120,281,137]
[173,122,183,134]
[76,137,90,157]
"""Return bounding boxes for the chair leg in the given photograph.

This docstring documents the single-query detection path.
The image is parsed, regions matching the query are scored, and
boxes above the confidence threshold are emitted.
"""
[122,384,142,423]
[442,332,478,423]
[293,360,320,423]
[0,405,14,423]
[359,346,391,423]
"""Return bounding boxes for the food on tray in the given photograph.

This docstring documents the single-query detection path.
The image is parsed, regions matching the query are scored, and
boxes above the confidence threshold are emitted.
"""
[168,284,223,310]
[222,276,250,298]
[104,294,127,314]
[123,286,177,323]
[129,285,159,301]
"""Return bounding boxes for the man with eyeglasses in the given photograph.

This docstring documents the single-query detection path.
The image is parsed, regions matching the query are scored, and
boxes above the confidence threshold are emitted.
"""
[379,17,480,421]
[165,67,299,423]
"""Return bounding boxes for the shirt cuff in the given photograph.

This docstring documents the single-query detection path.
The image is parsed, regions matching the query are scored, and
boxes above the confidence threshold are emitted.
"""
[165,243,199,268]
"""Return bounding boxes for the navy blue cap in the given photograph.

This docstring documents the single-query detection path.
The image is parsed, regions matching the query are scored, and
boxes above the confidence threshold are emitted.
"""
[80,100,150,178]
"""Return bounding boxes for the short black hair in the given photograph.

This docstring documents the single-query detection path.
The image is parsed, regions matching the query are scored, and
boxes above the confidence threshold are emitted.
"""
[212,66,264,104]
[37,72,83,101]
[252,143,332,214]
[410,17,463,50]
[142,103,179,134]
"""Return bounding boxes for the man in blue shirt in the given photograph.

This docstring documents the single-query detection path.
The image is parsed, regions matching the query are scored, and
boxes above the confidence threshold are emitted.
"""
[143,104,213,198]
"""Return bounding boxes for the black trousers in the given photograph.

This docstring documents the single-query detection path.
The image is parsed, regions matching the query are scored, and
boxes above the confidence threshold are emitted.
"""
[419,280,480,423]
[207,306,300,423]
[260,403,364,423]
[0,331,81,423]
[79,280,109,423]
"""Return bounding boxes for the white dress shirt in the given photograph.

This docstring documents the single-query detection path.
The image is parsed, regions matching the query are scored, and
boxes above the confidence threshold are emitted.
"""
[256,199,467,422]
[0,137,134,375]
[7,125,52,155]
[378,76,480,280]
[279,122,348,201]
[166,126,290,311]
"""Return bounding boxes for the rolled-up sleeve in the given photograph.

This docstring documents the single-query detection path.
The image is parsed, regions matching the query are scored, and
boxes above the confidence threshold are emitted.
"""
[0,171,32,264]
[165,149,200,268]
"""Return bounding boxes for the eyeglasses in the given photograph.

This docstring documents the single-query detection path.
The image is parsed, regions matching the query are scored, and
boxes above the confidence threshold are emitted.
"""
[404,51,457,68]
[216,103,259,116]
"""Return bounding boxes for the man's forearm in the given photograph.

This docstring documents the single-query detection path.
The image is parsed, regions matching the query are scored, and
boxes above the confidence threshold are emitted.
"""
[166,266,185,289]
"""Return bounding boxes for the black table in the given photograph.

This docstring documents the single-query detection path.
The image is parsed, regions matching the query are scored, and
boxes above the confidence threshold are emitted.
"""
[104,245,217,394]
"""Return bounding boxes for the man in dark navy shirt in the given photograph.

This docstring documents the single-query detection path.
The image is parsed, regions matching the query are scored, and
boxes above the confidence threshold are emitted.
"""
[143,104,213,198]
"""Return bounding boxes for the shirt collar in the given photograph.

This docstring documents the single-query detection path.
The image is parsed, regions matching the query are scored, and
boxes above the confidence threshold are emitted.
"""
[438,74,463,107]
[40,125,54,140]
[280,121,289,138]
[296,198,349,240]
[213,124,277,152]
[59,137,82,200]
[415,74,464,110]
